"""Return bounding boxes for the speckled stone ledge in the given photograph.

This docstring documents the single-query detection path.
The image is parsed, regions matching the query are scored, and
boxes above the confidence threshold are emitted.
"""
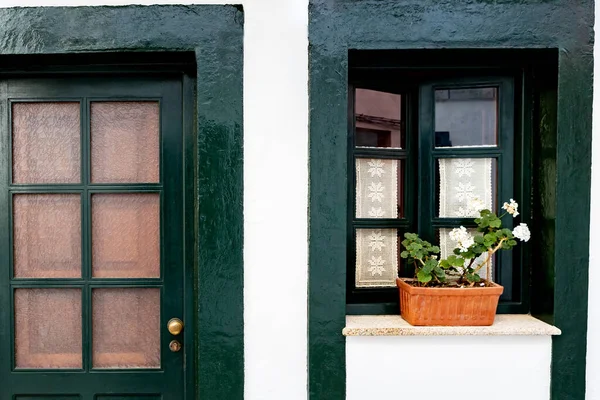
[343,314,561,336]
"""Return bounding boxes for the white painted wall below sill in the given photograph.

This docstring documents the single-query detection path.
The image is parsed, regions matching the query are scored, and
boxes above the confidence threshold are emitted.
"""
[347,335,552,400]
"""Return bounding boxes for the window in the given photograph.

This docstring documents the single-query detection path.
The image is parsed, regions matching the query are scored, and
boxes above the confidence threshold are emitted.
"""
[347,64,529,314]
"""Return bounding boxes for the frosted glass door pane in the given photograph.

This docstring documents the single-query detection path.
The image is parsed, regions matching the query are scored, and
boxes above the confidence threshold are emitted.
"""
[91,102,159,183]
[92,194,160,278]
[15,289,82,369]
[12,102,81,184]
[13,194,81,278]
[92,288,160,369]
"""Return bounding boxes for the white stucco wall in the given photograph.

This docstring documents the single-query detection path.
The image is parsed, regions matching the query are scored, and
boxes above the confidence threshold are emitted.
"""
[2,1,598,400]
[347,336,552,400]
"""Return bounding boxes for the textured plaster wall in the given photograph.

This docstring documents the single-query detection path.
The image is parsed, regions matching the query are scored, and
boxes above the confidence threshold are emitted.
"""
[587,0,600,399]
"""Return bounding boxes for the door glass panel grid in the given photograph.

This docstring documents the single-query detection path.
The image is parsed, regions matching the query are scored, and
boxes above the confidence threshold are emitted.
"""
[11,286,85,372]
[87,99,162,186]
[10,99,84,186]
[88,284,163,371]
[9,191,85,280]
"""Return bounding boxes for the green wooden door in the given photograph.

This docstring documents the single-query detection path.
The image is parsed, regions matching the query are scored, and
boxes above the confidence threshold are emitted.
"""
[0,75,188,400]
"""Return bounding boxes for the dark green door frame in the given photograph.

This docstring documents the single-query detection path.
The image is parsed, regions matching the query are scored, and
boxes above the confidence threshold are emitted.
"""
[309,1,593,400]
[0,5,244,400]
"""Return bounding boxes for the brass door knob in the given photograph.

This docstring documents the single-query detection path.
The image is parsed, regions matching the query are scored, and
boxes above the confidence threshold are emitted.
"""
[167,318,184,335]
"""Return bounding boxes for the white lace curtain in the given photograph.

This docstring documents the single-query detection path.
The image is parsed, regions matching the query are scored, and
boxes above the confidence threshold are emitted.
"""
[439,158,494,280]
[354,157,494,287]
[355,159,398,287]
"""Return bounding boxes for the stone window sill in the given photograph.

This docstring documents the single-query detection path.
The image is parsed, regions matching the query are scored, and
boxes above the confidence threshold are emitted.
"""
[343,314,561,336]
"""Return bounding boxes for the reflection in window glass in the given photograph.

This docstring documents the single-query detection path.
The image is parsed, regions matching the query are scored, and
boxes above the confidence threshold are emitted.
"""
[435,87,497,148]
[355,89,403,149]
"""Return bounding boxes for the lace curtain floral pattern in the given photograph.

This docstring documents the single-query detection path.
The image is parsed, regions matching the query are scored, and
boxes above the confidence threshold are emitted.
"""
[439,158,492,218]
[438,158,494,280]
[355,158,398,287]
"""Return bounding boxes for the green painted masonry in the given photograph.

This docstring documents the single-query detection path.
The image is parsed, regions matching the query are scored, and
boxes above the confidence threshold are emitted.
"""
[308,1,593,400]
[0,5,244,400]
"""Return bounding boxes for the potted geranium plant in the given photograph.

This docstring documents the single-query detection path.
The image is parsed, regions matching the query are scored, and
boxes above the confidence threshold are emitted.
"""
[397,198,530,326]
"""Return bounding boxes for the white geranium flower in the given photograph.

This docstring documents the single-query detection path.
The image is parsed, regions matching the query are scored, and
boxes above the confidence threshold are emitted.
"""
[512,223,531,242]
[448,226,474,252]
[468,197,486,214]
[448,226,466,242]
[502,198,519,217]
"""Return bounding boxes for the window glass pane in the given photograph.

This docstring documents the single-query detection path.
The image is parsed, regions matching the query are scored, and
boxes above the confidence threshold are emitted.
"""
[355,228,399,288]
[91,101,160,183]
[437,228,495,281]
[12,102,81,184]
[92,288,160,369]
[435,87,497,148]
[355,89,404,148]
[92,193,160,278]
[13,194,81,278]
[355,158,404,218]
[437,158,497,217]
[15,288,82,369]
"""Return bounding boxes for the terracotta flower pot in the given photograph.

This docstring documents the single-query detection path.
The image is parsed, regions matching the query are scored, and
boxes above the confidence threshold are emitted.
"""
[396,278,504,326]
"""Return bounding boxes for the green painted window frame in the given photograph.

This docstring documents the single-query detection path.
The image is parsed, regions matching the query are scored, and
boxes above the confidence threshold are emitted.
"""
[347,72,528,314]
[310,41,590,400]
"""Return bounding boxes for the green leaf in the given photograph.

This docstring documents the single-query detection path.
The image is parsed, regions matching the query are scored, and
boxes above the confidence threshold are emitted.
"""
[422,259,437,274]
[400,251,409,258]
[461,250,475,259]
[417,270,432,283]
[433,266,446,278]
[489,219,502,228]
[447,255,465,267]
[484,233,496,242]
[465,273,482,283]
